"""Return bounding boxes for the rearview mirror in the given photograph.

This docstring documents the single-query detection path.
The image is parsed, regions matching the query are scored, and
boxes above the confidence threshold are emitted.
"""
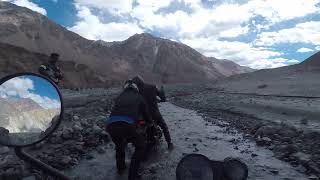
[0,73,63,147]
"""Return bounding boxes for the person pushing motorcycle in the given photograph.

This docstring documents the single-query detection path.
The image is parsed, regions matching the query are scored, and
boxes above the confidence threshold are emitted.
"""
[107,80,153,180]
[132,76,174,150]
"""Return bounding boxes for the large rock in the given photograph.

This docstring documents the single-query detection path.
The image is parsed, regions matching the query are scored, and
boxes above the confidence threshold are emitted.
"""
[254,126,278,138]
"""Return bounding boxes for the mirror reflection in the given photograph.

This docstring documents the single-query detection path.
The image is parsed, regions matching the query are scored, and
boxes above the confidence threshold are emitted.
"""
[0,75,61,146]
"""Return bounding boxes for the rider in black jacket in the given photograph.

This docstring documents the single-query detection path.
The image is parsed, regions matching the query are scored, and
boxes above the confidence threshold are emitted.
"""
[107,80,152,180]
[132,76,174,150]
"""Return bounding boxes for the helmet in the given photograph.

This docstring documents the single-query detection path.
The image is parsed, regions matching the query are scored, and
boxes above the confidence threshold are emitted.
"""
[132,75,144,89]
[124,80,139,92]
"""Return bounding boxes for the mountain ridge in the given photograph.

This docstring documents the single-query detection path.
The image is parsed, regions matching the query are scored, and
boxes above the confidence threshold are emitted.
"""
[0,1,253,85]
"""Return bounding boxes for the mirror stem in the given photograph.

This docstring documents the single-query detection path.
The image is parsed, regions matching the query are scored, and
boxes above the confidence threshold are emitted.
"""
[14,147,71,180]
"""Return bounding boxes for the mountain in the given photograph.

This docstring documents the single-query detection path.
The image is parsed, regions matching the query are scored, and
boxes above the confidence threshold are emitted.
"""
[0,1,252,85]
[0,98,19,127]
[214,52,320,96]
[0,97,59,133]
[208,57,254,77]
[301,51,320,67]
[0,42,112,88]
[6,98,42,112]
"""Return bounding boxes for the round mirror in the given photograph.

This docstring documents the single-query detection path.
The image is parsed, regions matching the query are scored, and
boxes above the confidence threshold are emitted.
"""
[176,154,214,180]
[0,73,63,147]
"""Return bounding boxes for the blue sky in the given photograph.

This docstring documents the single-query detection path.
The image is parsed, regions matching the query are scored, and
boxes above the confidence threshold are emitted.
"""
[0,75,60,109]
[3,0,320,69]
[28,75,60,100]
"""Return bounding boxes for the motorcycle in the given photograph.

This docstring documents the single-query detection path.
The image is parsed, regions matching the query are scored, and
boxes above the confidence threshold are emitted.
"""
[137,119,163,153]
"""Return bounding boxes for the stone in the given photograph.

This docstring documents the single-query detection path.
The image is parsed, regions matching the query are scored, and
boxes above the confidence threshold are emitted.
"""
[97,147,106,154]
[251,153,258,157]
[60,156,72,166]
[23,176,36,180]
[0,127,9,136]
[270,169,279,175]
[73,124,83,131]
[307,161,320,174]
[254,126,277,138]
[256,136,272,146]
[92,125,103,134]
[73,115,80,120]
[293,152,311,164]
[61,128,73,140]
[86,154,94,160]
[0,147,10,154]
[308,175,319,180]
[274,144,298,155]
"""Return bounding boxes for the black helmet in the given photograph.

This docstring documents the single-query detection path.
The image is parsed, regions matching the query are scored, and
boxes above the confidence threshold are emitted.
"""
[132,75,144,89]
[124,79,139,92]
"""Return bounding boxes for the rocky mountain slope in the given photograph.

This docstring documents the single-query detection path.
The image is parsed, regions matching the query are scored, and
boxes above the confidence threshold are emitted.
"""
[214,52,320,96]
[6,98,42,112]
[0,97,59,133]
[0,1,252,85]
[0,42,111,88]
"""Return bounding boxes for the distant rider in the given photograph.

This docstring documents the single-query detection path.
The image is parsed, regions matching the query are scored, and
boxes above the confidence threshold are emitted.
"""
[132,76,174,150]
[38,53,63,84]
[107,80,153,180]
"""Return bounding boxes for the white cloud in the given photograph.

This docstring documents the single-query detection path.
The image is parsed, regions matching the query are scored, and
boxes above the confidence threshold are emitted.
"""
[180,37,286,69]
[2,0,47,15]
[74,0,133,14]
[136,0,174,11]
[68,5,143,41]
[246,0,320,24]
[255,21,320,46]
[287,59,300,64]
[316,46,320,51]
[297,47,314,53]
[67,0,320,68]
[132,3,251,39]
[0,77,60,109]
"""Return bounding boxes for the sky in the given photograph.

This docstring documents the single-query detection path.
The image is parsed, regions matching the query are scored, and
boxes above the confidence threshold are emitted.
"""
[0,75,61,109]
[2,0,320,69]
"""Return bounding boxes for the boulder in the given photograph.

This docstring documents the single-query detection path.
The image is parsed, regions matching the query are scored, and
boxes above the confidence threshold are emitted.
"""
[254,126,278,138]
[256,137,272,146]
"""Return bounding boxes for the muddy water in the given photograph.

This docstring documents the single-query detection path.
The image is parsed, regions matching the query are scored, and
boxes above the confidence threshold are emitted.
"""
[66,103,307,180]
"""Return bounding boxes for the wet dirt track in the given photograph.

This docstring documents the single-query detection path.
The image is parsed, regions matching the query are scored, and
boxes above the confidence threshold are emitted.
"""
[66,102,308,180]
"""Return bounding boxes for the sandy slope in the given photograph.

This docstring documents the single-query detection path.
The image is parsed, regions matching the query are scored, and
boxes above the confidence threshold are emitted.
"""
[66,103,307,180]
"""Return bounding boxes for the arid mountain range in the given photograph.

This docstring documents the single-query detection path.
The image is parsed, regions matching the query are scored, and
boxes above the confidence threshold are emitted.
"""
[0,1,253,88]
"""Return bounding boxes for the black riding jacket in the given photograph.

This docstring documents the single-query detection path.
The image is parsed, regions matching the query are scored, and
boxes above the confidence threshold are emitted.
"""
[140,84,164,113]
[110,88,152,124]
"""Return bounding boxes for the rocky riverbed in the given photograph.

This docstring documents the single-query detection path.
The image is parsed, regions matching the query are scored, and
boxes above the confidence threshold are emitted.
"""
[0,86,319,179]
[169,88,320,179]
